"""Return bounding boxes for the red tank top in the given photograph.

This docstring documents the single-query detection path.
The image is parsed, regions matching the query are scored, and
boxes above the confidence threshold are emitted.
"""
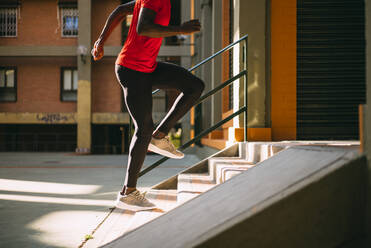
[116,0,171,73]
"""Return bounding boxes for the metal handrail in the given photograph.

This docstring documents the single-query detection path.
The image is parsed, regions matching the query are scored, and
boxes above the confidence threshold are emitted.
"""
[139,106,246,177]
[132,34,248,178]
[151,34,248,95]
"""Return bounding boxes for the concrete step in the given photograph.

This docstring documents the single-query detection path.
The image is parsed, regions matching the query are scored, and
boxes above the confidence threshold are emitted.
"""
[145,189,178,211]
[201,138,228,150]
[127,190,179,233]
[176,191,200,205]
[105,146,365,248]
[177,173,216,205]
[241,142,286,163]
[152,143,241,190]
[84,207,136,248]
[215,163,256,184]
[208,157,251,181]
[84,190,177,247]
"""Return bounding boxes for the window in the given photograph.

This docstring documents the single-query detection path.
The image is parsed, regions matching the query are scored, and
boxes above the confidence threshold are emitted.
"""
[0,7,17,37]
[61,68,78,101]
[0,67,17,102]
[61,7,78,37]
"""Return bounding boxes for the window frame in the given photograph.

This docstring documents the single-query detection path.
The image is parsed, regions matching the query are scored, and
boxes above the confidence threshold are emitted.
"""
[0,66,17,102]
[60,67,78,102]
[60,6,78,38]
[0,6,18,38]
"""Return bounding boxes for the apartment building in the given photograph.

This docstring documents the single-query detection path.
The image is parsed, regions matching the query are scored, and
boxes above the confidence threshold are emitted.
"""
[0,0,366,153]
[0,0,193,153]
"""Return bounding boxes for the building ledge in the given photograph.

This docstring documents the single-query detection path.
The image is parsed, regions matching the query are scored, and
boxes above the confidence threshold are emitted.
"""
[0,45,191,57]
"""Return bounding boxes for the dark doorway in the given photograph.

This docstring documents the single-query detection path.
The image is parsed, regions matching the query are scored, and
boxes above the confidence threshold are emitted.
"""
[0,124,76,152]
[297,0,366,139]
[92,125,128,154]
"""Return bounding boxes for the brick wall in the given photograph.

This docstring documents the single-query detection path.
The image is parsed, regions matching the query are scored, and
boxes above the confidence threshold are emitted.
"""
[0,0,122,46]
[91,0,122,46]
[0,0,76,46]
[91,0,123,113]
[0,0,123,114]
[92,58,122,113]
[0,57,76,112]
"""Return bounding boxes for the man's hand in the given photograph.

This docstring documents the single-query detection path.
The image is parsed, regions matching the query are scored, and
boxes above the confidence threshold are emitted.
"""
[91,39,104,61]
[180,19,201,34]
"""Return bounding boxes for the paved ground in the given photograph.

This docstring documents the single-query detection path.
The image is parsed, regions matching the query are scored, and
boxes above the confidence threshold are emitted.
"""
[0,152,202,248]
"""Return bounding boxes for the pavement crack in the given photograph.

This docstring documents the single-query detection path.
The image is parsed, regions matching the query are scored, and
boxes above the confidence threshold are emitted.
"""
[78,207,116,248]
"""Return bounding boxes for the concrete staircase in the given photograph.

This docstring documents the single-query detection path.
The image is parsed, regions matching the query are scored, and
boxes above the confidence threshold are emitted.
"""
[83,142,279,247]
[82,141,366,248]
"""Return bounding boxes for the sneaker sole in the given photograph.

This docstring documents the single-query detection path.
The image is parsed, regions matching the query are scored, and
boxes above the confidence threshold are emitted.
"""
[115,200,157,212]
[148,143,184,159]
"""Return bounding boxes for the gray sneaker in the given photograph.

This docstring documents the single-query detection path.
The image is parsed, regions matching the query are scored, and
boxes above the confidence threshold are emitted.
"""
[115,190,156,211]
[148,136,184,159]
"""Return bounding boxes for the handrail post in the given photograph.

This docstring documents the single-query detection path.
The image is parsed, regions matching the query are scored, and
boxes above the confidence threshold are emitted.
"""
[243,38,248,142]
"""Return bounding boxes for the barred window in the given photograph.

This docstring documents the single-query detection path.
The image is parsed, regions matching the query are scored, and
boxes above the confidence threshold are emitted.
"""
[0,8,17,37]
[61,7,78,37]
[61,68,78,101]
[0,67,17,102]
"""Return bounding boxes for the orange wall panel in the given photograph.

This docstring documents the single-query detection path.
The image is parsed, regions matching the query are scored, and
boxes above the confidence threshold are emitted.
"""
[271,0,297,140]
[221,0,231,113]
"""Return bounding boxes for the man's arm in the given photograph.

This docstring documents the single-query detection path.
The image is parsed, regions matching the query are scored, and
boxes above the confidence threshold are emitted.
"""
[137,7,201,38]
[92,1,135,60]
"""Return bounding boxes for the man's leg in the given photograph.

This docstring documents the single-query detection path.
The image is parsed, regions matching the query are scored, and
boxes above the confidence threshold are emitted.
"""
[151,62,205,138]
[115,65,154,195]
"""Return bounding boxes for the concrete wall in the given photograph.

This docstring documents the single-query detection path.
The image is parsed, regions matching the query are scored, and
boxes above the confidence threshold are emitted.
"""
[198,156,368,248]
[232,0,267,128]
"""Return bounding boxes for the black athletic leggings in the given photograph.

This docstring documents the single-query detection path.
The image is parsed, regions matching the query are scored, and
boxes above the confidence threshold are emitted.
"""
[115,62,205,188]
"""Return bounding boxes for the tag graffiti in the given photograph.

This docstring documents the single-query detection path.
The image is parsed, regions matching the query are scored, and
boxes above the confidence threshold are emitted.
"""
[36,114,74,123]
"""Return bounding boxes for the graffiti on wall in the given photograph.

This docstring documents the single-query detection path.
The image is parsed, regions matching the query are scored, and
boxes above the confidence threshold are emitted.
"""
[36,113,76,124]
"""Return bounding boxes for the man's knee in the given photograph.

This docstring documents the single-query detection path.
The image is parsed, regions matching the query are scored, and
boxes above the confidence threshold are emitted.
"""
[189,78,205,97]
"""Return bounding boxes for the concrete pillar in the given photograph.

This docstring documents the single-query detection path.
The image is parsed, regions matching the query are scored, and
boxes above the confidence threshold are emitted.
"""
[211,0,223,125]
[76,0,92,153]
[365,0,371,244]
[232,0,267,129]
[200,0,212,129]
[181,0,192,144]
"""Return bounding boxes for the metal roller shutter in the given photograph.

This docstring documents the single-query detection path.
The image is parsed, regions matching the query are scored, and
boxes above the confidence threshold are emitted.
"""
[297,0,366,140]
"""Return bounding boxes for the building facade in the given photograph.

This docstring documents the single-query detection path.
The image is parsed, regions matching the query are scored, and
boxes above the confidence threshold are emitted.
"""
[0,0,366,152]
[0,0,193,153]
[194,0,366,149]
